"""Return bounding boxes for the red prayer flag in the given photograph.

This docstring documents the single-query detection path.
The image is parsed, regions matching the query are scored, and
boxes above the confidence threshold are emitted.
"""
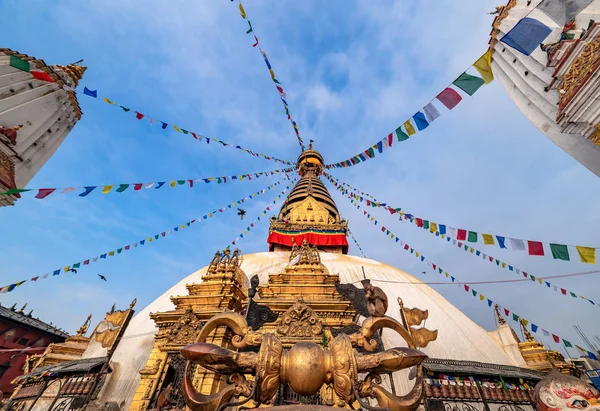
[523,272,528,278]
[489,256,494,262]
[387,133,393,147]
[457,229,467,240]
[552,334,560,343]
[30,70,54,82]
[504,308,510,316]
[135,112,144,120]
[388,208,396,214]
[381,227,385,232]
[31,276,39,281]
[124,245,130,250]
[464,285,470,292]
[161,232,166,237]
[436,87,462,110]
[404,244,409,250]
[458,242,463,248]
[134,183,143,191]
[188,179,194,187]
[83,260,90,265]
[35,188,56,199]
[416,218,424,227]
[527,241,544,256]
[191,132,198,139]
[561,288,567,295]
[432,264,437,270]
[252,35,259,47]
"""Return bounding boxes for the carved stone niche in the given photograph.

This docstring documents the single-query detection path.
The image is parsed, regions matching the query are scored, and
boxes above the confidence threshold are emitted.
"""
[276,300,323,338]
[163,307,203,347]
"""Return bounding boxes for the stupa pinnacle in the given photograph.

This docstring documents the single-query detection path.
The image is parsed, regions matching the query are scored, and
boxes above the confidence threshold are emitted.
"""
[267,141,349,253]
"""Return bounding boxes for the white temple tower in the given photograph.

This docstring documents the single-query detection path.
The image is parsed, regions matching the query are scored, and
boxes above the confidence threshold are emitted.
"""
[0,48,85,206]
[489,0,600,177]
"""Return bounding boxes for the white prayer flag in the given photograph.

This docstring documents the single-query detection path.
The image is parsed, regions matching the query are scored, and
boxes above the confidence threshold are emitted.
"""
[423,103,441,122]
[510,238,526,251]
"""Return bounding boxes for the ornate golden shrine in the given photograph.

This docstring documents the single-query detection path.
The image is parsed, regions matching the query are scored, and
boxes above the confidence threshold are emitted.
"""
[131,242,429,411]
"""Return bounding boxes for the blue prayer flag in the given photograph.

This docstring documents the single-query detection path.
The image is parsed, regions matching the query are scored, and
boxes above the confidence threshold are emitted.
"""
[140,240,145,245]
[377,141,383,153]
[161,122,168,129]
[100,254,107,259]
[496,236,507,249]
[531,324,538,333]
[413,112,429,131]
[79,186,96,197]
[155,182,165,189]
[501,18,552,56]
[439,224,446,235]
[53,270,60,276]
[83,87,97,98]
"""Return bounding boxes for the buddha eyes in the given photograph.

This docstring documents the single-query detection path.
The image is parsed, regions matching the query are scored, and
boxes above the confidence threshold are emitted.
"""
[571,399,590,408]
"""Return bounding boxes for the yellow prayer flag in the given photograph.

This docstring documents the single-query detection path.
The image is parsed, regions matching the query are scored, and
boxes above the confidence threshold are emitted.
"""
[501,262,506,268]
[243,230,247,234]
[473,50,494,84]
[209,213,213,217]
[482,233,495,245]
[520,319,529,327]
[479,294,485,301]
[269,69,276,79]
[430,222,438,233]
[108,251,115,256]
[103,97,115,105]
[469,247,474,253]
[180,225,185,229]
[391,234,395,239]
[370,217,374,221]
[102,185,114,194]
[147,237,152,242]
[441,234,446,239]
[64,266,71,273]
[576,246,596,264]
[239,3,246,18]
[445,272,449,277]
[415,252,420,257]
[404,120,416,136]
[538,278,543,284]
[173,125,182,133]
[232,202,237,206]
[170,181,176,188]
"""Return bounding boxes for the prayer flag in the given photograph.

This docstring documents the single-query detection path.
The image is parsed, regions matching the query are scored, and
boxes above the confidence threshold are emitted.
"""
[79,186,96,197]
[135,112,144,120]
[501,18,552,56]
[239,3,246,18]
[467,231,477,242]
[510,238,526,251]
[576,246,596,264]
[439,224,446,235]
[404,120,416,136]
[473,50,494,84]
[102,185,114,194]
[536,0,594,25]
[423,103,440,123]
[430,222,438,233]
[496,236,506,249]
[550,243,570,261]
[436,88,462,110]
[83,87,97,98]
[452,73,485,96]
[116,184,129,193]
[527,241,544,256]
[457,229,467,241]
[9,55,30,72]
[413,112,429,131]
[173,125,182,133]
[482,234,495,245]
[35,188,55,199]
[552,334,560,343]
[30,71,54,82]
[103,97,115,105]
[395,126,409,141]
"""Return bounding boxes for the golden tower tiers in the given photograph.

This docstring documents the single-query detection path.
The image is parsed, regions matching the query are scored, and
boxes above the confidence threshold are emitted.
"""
[267,141,349,254]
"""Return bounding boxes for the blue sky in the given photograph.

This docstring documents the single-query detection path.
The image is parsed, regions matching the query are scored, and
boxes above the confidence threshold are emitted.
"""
[1,0,599,354]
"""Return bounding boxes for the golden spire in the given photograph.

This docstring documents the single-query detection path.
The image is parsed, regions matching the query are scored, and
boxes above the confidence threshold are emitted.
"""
[494,304,506,325]
[76,314,92,336]
[55,64,87,87]
[520,319,535,342]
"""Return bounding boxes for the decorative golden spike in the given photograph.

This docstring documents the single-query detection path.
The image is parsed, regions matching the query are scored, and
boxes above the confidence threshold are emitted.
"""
[76,314,92,336]
[520,319,535,342]
[494,304,506,325]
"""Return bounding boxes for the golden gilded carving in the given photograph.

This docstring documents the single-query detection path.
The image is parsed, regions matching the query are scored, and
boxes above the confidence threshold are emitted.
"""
[410,328,438,349]
[288,196,330,226]
[164,307,202,345]
[0,150,16,190]
[488,0,517,53]
[398,298,438,349]
[94,310,127,349]
[402,306,428,327]
[181,310,427,410]
[289,239,322,265]
[139,359,162,376]
[276,300,323,337]
[558,31,600,112]
[76,314,92,336]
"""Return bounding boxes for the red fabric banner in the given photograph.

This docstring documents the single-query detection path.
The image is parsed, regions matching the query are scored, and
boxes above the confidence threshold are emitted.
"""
[436,87,462,110]
[457,229,467,240]
[528,241,544,256]
[267,231,348,253]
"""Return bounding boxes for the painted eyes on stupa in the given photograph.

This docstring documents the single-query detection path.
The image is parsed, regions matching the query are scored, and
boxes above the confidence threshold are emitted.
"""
[570,399,590,408]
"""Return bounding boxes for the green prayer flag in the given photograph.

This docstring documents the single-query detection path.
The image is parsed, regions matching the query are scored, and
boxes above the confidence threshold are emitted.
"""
[2,188,30,195]
[563,340,573,348]
[116,184,129,192]
[570,292,577,298]
[72,262,81,269]
[367,148,375,158]
[186,222,191,226]
[423,220,430,229]
[464,245,468,251]
[512,313,519,322]
[550,243,570,261]
[395,126,409,142]
[467,231,477,242]
[472,289,477,296]
[154,234,159,240]
[438,268,443,273]
[177,180,185,185]
[10,55,30,72]
[120,106,131,112]
[410,248,414,253]
[496,260,500,266]
[217,177,223,184]
[117,248,123,254]
[530,275,536,281]
[181,129,189,134]
[452,72,485,96]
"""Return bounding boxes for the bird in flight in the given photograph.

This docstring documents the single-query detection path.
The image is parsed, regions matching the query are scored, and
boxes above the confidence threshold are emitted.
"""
[237,208,246,220]
[68,268,77,274]
[98,274,107,282]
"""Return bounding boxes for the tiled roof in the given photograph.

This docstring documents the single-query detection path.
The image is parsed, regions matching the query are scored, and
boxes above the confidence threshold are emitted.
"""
[15,357,108,383]
[0,304,69,338]
[424,358,546,380]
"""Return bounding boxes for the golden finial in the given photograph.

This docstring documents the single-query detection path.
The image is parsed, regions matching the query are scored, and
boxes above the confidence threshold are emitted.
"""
[397,297,404,310]
[130,298,137,310]
[520,320,535,342]
[55,63,87,87]
[494,304,506,325]
[76,314,92,336]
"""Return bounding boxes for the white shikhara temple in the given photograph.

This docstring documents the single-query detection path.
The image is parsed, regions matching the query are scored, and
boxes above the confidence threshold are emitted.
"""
[0,49,85,206]
[490,0,600,177]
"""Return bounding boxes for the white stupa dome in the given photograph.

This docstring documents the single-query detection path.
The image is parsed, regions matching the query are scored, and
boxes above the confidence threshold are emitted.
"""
[99,252,523,409]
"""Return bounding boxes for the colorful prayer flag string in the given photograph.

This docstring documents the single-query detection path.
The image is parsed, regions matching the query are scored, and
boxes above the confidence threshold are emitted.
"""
[76,85,293,165]
[348,227,367,258]
[230,177,296,246]
[325,174,598,308]
[0,179,288,294]
[335,187,595,353]
[326,173,598,264]
[324,51,494,169]
[0,167,294,199]
[234,0,305,151]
